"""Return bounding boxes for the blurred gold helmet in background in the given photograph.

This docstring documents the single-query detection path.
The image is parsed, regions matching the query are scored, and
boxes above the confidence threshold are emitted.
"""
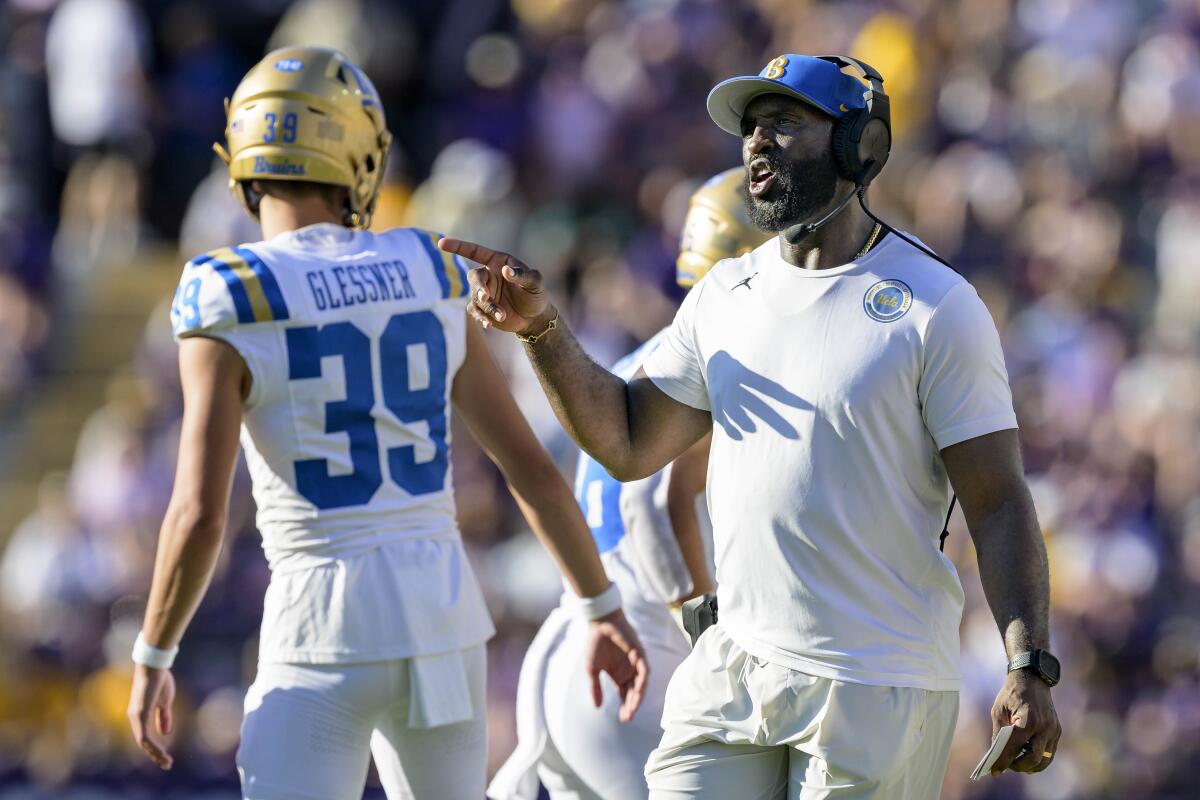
[676,167,770,288]
[214,46,393,229]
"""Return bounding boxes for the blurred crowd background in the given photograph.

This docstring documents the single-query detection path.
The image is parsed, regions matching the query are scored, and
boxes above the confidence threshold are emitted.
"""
[0,0,1197,797]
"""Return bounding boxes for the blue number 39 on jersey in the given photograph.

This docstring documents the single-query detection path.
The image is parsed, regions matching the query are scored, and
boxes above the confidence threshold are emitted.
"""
[287,310,449,510]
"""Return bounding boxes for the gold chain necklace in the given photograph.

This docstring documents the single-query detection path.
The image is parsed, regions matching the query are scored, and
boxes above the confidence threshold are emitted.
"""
[856,222,883,260]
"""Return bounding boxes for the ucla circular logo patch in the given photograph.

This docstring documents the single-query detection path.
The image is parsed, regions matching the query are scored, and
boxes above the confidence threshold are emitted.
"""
[863,279,913,322]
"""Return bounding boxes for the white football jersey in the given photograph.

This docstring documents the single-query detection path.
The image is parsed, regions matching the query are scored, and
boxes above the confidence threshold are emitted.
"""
[170,223,493,663]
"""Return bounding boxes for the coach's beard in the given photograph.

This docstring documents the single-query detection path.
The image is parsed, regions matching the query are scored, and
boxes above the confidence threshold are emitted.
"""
[743,152,840,233]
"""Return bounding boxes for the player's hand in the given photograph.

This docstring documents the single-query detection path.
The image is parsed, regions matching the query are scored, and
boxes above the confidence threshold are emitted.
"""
[437,237,554,336]
[989,669,1061,775]
[585,609,649,723]
[127,664,176,770]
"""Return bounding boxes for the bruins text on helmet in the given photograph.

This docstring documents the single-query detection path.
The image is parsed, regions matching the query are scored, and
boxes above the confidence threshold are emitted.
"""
[214,46,393,230]
[675,167,770,288]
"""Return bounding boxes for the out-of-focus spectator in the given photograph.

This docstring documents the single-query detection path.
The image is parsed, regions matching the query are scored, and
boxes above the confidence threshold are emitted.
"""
[0,472,88,632]
[148,0,246,236]
[52,151,143,275]
[44,0,150,151]
[45,0,151,274]
[0,271,48,408]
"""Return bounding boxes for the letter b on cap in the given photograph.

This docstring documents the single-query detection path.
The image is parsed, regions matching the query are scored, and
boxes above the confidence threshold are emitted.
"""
[764,56,789,80]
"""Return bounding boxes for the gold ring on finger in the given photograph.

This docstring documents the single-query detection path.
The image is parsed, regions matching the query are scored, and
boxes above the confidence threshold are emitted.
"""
[1042,751,1054,758]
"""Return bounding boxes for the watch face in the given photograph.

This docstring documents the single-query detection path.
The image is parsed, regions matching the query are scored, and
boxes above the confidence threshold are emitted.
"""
[1039,651,1061,684]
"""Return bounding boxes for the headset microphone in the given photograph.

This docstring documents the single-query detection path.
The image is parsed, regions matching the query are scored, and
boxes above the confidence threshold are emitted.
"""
[785,181,864,242]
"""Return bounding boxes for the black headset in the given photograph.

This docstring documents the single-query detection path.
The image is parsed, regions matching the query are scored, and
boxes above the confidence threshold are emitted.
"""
[793,53,956,277]
[815,54,892,186]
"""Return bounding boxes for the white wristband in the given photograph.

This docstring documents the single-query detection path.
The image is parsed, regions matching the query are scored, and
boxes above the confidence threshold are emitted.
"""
[132,632,179,669]
[575,583,622,621]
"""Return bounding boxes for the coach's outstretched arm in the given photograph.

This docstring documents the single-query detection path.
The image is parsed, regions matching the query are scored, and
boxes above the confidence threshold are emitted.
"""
[943,429,1061,776]
[440,238,710,481]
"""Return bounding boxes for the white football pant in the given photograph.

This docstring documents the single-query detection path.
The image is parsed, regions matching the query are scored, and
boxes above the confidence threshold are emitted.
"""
[489,609,689,800]
[645,626,958,799]
[236,644,486,800]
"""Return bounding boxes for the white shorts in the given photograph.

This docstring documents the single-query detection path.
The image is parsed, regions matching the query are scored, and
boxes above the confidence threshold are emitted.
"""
[236,645,486,800]
[645,626,958,800]
[489,608,690,800]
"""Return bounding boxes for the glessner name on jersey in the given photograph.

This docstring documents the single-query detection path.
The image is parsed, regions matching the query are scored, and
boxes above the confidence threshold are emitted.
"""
[305,260,418,311]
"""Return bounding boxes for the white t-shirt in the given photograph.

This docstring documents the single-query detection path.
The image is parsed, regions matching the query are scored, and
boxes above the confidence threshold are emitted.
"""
[642,232,1017,691]
[170,223,493,663]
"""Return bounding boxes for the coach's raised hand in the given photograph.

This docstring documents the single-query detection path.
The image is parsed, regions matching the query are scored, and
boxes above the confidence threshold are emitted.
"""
[439,237,555,335]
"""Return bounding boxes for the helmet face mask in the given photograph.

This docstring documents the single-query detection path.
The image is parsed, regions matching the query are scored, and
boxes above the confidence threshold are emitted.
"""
[676,168,771,288]
[215,46,393,230]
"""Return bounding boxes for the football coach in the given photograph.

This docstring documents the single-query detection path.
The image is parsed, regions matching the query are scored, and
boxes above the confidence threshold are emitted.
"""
[443,53,1060,799]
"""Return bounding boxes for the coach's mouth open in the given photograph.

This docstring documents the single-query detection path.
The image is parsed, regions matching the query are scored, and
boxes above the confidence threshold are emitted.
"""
[748,160,776,198]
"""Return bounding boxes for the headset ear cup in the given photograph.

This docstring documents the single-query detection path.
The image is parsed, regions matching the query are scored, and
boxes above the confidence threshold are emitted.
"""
[830,110,891,185]
[830,112,863,182]
[858,117,891,184]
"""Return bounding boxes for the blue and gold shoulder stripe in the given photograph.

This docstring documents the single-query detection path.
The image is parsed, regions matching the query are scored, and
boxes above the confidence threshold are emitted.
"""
[190,246,290,323]
[411,229,470,299]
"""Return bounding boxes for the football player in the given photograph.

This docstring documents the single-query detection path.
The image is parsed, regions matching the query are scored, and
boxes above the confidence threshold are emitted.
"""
[488,169,767,800]
[126,46,647,800]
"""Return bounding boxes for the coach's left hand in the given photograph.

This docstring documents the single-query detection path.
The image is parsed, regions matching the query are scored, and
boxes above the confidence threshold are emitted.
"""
[989,669,1061,775]
[586,609,649,723]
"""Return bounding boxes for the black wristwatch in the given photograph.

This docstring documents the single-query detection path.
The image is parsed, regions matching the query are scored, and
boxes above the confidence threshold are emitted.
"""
[1007,649,1060,687]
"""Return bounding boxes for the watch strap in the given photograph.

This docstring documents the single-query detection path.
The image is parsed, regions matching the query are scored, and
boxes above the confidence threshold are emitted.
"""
[1008,651,1036,672]
[1007,649,1059,686]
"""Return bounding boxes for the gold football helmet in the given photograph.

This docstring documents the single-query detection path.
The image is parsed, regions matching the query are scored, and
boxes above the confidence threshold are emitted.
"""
[214,46,392,229]
[676,167,769,288]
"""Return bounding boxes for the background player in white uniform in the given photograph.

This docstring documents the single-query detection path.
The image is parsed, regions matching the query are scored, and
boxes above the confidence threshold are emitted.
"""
[443,53,1062,799]
[125,47,647,800]
[488,170,767,800]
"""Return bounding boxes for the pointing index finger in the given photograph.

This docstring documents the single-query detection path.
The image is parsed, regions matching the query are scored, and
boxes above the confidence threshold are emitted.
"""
[438,237,509,270]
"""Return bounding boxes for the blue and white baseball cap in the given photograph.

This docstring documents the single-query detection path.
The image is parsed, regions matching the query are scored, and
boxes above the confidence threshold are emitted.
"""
[707,54,869,135]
